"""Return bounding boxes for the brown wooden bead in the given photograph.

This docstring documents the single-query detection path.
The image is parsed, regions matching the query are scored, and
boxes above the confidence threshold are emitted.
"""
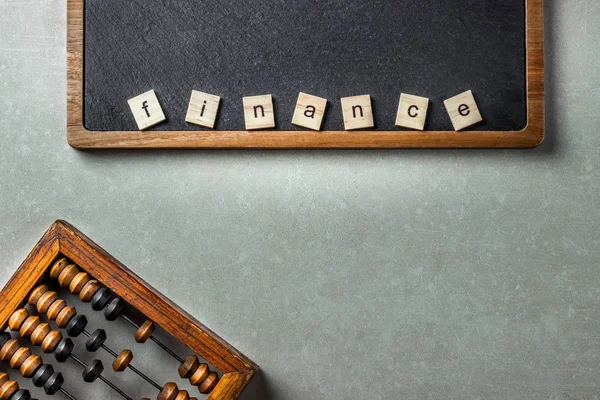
[112,349,133,372]
[46,299,67,320]
[8,309,29,331]
[79,280,100,302]
[56,306,76,328]
[37,291,58,314]
[41,330,62,353]
[20,354,42,377]
[0,340,20,362]
[0,373,6,387]
[189,397,198,400]
[198,372,219,394]
[49,257,69,279]
[134,320,155,343]
[19,316,41,338]
[0,380,18,400]
[9,347,31,369]
[178,355,199,378]
[27,284,49,306]
[69,272,90,295]
[30,322,51,346]
[189,363,209,386]
[174,390,190,400]
[58,264,79,288]
[158,382,178,400]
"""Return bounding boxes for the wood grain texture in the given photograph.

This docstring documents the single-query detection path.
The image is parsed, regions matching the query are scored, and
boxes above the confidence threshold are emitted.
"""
[0,221,257,400]
[66,0,543,148]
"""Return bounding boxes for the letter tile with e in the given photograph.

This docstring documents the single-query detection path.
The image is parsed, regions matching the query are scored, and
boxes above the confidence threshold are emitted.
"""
[444,90,483,131]
[292,92,328,131]
[243,94,275,130]
[341,95,374,130]
[127,90,166,130]
[395,93,429,131]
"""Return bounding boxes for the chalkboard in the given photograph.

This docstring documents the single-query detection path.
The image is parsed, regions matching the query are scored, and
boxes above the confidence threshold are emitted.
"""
[67,0,544,148]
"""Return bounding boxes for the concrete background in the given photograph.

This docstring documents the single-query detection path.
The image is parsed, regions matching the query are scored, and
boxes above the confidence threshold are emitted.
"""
[1,1,599,399]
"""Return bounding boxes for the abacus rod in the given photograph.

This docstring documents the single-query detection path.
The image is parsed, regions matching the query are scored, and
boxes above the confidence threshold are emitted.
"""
[120,314,184,363]
[69,354,87,368]
[127,364,163,391]
[98,375,134,400]
[59,388,78,400]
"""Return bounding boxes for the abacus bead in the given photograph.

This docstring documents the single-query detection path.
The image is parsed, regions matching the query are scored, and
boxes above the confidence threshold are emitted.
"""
[32,364,54,387]
[55,306,76,328]
[8,309,29,331]
[82,359,103,383]
[178,355,200,378]
[79,280,101,302]
[28,285,49,306]
[158,383,178,400]
[11,389,31,400]
[104,297,124,320]
[54,339,74,363]
[91,288,112,311]
[134,320,155,343]
[85,329,106,352]
[57,264,79,288]
[69,272,90,295]
[65,314,87,337]
[198,372,219,394]
[112,349,133,372]
[31,323,51,346]
[188,363,209,386]
[44,372,64,395]
[49,257,69,279]
[10,347,31,369]
[46,299,66,320]
[20,354,42,377]
[19,316,41,338]
[36,291,58,314]
[175,390,190,400]
[0,380,18,400]
[0,339,20,361]
[41,330,62,353]
[0,373,6,386]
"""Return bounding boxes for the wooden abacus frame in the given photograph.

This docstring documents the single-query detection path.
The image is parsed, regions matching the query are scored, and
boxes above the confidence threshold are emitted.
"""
[66,0,544,149]
[0,221,258,400]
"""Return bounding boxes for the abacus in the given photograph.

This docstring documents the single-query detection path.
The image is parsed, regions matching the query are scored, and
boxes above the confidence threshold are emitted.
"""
[0,221,257,400]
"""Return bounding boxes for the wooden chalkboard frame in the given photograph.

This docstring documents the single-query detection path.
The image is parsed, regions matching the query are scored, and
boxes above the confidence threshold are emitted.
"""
[67,0,544,149]
[0,221,258,399]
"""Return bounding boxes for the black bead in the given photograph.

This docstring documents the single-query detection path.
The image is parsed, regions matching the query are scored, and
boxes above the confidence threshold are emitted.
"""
[0,331,11,348]
[82,359,104,383]
[104,298,124,321]
[85,329,106,352]
[91,287,112,311]
[44,372,64,395]
[32,364,54,387]
[11,389,32,400]
[66,314,88,337]
[54,338,74,363]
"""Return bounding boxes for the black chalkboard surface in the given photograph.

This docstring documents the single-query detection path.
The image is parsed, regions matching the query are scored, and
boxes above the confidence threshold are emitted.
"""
[83,0,526,132]
[67,0,543,148]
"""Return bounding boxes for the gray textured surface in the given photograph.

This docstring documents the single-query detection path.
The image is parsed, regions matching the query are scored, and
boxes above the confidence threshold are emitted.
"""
[1,1,600,399]
[84,0,526,132]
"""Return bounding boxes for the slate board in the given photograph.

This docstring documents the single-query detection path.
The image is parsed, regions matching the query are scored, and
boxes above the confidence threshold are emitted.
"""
[84,0,526,132]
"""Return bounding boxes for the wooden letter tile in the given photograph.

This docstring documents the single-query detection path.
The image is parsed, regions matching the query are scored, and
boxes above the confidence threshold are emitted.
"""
[185,90,221,128]
[127,90,166,131]
[444,90,483,131]
[341,95,374,130]
[395,93,429,130]
[243,94,275,130]
[292,92,328,131]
